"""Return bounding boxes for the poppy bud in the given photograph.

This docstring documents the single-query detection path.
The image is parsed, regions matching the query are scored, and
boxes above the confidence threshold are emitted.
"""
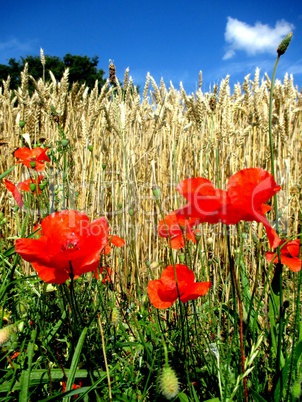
[30,161,36,168]
[152,186,161,199]
[88,144,93,152]
[277,32,292,56]
[178,253,185,263]
[102,163,107,170]
[39,182,47,191]
[195,229,202,242]
[158,365,179,400]
[29,183,36,192]
[206,236,213,245]
[61,139,69,147]
[19,120,25,129]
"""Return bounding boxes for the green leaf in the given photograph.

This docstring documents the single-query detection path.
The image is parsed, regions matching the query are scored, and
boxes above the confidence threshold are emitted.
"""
[249,389,267,402]
[18,327,37,402]
[273,341,302,400]
[63,326,88,402]
[0,165,16,180]
[178,392,190,402]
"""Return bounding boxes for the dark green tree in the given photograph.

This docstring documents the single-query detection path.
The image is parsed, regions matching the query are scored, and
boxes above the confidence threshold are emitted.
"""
[0,54,106,91]
[63,54,105,88]
[0,58,22,89]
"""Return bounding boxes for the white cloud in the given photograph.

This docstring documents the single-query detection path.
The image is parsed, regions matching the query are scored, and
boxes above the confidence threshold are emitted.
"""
[223,17,294,60]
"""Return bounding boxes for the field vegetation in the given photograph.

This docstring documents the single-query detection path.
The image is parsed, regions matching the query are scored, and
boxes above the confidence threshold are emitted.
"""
[0,36,301,401]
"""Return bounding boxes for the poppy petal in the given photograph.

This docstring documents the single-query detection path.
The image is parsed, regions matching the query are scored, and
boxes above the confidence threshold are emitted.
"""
[169,235,185,249]
[147,280,175,309]
[177,177,216,201]
[181,281,212,302]
[176,178,223,221]
[160,265,195,289]
[110,235,125,247]
[266,251,301,272]
[3,179,24,208]
[15,238,50,265]
[31,262,70,284]
[287,240,300,257]
[226,168,281,222]
[280,256,301,272]
[15,210,119,284]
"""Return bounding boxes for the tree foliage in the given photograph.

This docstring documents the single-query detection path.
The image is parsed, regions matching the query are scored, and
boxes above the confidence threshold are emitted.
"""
[0,53,106,91]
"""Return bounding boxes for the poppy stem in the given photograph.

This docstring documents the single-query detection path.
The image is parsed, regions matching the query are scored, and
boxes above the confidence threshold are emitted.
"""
[68,261,85,331]
[226,225,248,402]
[97,313,112,401]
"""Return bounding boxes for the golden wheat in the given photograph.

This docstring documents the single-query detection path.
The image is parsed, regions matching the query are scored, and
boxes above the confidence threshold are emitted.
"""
[1,67,301,286]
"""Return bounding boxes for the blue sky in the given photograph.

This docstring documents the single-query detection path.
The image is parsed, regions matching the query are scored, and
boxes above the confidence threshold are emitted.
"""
[1,0,302,93]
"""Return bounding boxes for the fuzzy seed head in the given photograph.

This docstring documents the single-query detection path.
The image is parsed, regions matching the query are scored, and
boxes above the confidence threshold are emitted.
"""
[0,325,14,346]
[111,307,120,326]
[291,379,302,399]
[159,366,179,400]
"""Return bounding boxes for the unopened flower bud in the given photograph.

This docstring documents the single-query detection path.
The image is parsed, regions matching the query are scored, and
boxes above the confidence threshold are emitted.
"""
[152,186,161,199]
[30,161,36,168]
[206,237,213,246]
[195,229,202,242]
[39,182,47,190]
[19,120,25,129]
[277,32,293,56]
[0,324,20,346]
[111,307,120,326]
[61,139,69,147]
[178,253,185,263]
[29,183,36,192]
[159,366,179,400]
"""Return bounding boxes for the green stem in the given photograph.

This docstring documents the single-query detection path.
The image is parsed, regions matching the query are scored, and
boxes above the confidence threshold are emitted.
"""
[226,225,248,402]
[268,55,280,184]
[269,53,284,389]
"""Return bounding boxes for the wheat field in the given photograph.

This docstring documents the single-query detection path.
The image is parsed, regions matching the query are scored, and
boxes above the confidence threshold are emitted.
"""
[0,66,301,287]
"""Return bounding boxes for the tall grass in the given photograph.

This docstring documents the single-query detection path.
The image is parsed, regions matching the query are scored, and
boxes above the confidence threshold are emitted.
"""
[0,50,301,401]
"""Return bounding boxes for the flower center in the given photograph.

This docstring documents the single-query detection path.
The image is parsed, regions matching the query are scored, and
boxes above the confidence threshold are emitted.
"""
[62,242,79,251]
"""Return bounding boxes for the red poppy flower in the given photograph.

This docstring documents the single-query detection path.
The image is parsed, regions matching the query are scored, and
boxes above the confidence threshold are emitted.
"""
[14,147,50,171]
[266,239,301,272]
[148,264,211,309]
[98,218,125,254]
[17,175,44,194]
[15,210,123,284]
[3,179,24,208]
[62,381,82,398]
[94,266,112,282]
[10,351,20,360]
[158,212,197,249]
[174,168,281,248]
